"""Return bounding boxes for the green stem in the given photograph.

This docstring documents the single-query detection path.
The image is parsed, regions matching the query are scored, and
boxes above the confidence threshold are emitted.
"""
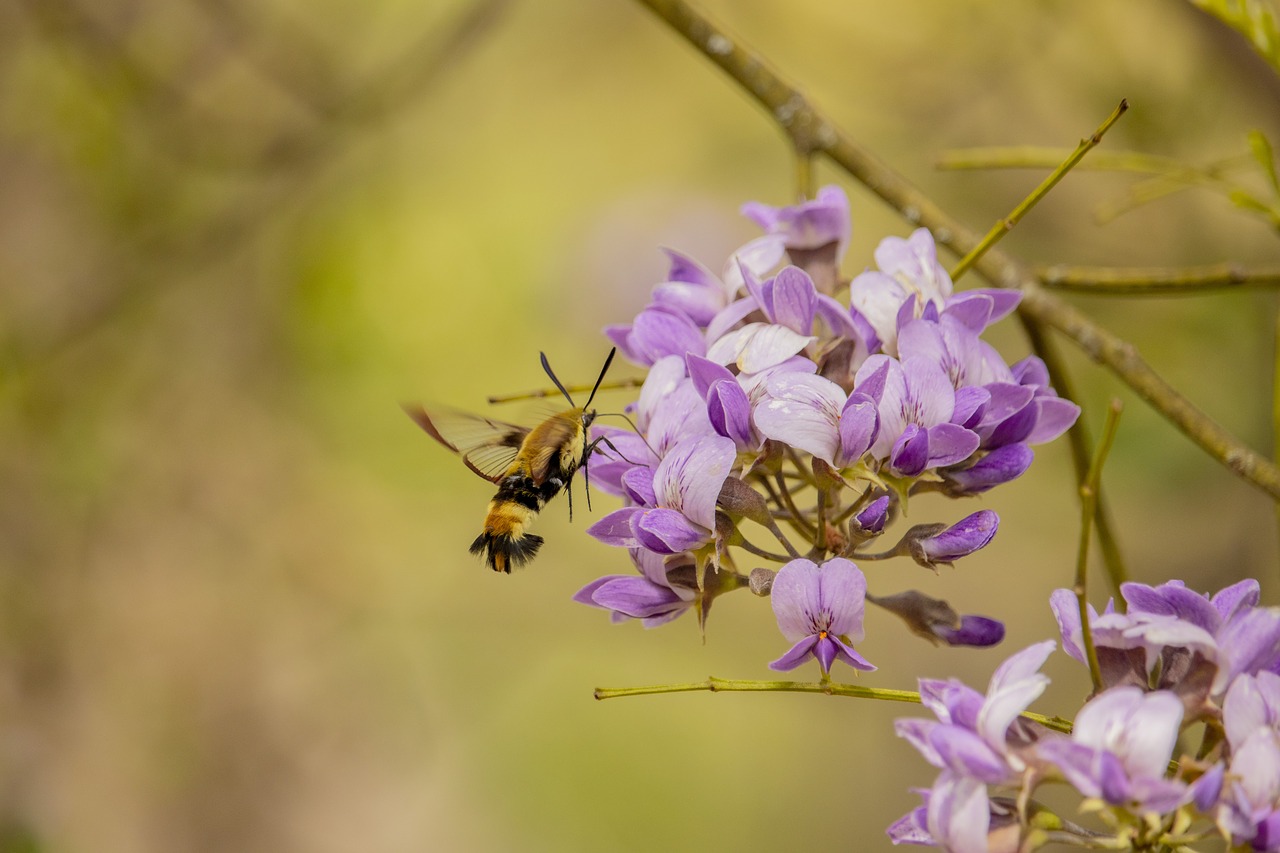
[593,678,1073,733]
[1018,318,1127,592]
[1076,400,1124,693]
[949,100,1129,282]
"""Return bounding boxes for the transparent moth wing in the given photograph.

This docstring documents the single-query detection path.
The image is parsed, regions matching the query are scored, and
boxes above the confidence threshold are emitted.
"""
[403,404,529,483]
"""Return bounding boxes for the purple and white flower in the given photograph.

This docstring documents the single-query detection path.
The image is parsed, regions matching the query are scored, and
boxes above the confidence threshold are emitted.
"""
[768,557,875,675]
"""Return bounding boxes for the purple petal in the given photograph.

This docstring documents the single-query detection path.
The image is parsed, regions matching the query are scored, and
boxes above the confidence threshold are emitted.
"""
[854,496,890,534]
[588,576,690,619]
[663,247,718,286]
[770,558,822,641]
[573,576,620,608]
[964,289,1021,323]
[653,434,737,529]
[929,726,1012,784]
[936,616,1005,648]
[1050,588,1089,664]
[902,355,956,426]
[832,636,877,672]
[1213,579,1261,622]
[978,640,1055,748]
[813,635,840,674]
[685,353,736,400]
[635,354,687,430]
[943,444,1033,494]
[982,401,1037,448]
[919,511,999,564]
[621,466,656,506]
[588,507,643,547]
[1191,762,1224,812]
[952,386,990,428]
[769,635,820,671]
[817,557,868,640]
[707,381,754,447]
[1010,355,1050,387]
[926,773,989,853]
[1122,580,1220,632]
[890,423,930,476]
[925,423,980,468]
[754,372,845,465]
[704,295,760,345]
[1025,397,1081,445]
[1219,607,1280,686]
[1225,674,1271,751]
[896,718,945,767]
[632,507,710,554]
[632,305,706,363]
[941,293,994,333]
[1097,751,1132,805]
[836,393,878,466]
[770,265,819,334]
[722,234,788,291]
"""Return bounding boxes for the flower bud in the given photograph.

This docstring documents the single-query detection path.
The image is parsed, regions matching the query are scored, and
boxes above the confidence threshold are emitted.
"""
[852,495,890,535]
[906,510,999,570]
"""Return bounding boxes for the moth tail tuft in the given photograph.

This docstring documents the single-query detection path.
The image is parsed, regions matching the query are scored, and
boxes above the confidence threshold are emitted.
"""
[470,532,545,573]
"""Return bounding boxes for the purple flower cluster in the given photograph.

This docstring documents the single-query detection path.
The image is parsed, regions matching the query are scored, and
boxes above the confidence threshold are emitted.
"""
[891,579,1280,851]
[576,187,1079,668]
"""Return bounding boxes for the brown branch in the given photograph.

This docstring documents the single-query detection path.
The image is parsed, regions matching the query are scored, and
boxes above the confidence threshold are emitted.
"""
[1038,262,1280,294]
[632,0,1280,502]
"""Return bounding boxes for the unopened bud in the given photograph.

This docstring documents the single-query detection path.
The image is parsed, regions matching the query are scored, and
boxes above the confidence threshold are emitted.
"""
[749,567,776,596]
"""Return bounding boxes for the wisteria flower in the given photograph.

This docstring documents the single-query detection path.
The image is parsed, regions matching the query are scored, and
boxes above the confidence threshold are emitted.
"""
[857,354,980,477]
[741,184,851,294]
[896,641,1055,785]
[768,558,875,675]
[1051,578,1280,708]
[754,372,878,468]
[588,433,736,555]
[573,549,694,627]
[1035,686,1189,815]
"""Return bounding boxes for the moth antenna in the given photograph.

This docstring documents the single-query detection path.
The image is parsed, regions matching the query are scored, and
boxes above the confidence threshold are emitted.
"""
[594,410,658,460]
[582,347,617,411]
[540,351,575,407]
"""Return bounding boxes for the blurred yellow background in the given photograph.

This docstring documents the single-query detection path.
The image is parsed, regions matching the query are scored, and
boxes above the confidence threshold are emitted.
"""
[1,0,1278,850]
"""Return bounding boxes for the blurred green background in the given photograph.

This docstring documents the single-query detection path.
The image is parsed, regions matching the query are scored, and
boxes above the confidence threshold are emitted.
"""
[1,0,1278,850]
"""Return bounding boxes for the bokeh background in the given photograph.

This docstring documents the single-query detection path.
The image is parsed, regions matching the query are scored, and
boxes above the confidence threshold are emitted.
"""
[1,0,1278,850]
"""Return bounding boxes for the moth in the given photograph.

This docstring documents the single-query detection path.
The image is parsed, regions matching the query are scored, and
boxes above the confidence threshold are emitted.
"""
[405,348,617,573]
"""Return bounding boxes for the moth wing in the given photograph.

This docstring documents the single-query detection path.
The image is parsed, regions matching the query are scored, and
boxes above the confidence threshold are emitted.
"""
[403,404,529,484]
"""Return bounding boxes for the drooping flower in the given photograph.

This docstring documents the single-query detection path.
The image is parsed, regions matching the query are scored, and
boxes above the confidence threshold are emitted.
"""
[588,433,736,556]
[857,354,980,477]
[768,557,875,675]
[1034,686,1189,815]
[890,642,1056,851]
[1218,672,1280,849]
[1050,579,1280,711]
[740,184,851,294]
[573,549,695,627]
[753,372,878,468]
[868,590,1005,648]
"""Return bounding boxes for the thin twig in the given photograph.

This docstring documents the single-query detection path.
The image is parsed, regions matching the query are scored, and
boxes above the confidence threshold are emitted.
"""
[592,676,1074,734]
[949,100,1129,282]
